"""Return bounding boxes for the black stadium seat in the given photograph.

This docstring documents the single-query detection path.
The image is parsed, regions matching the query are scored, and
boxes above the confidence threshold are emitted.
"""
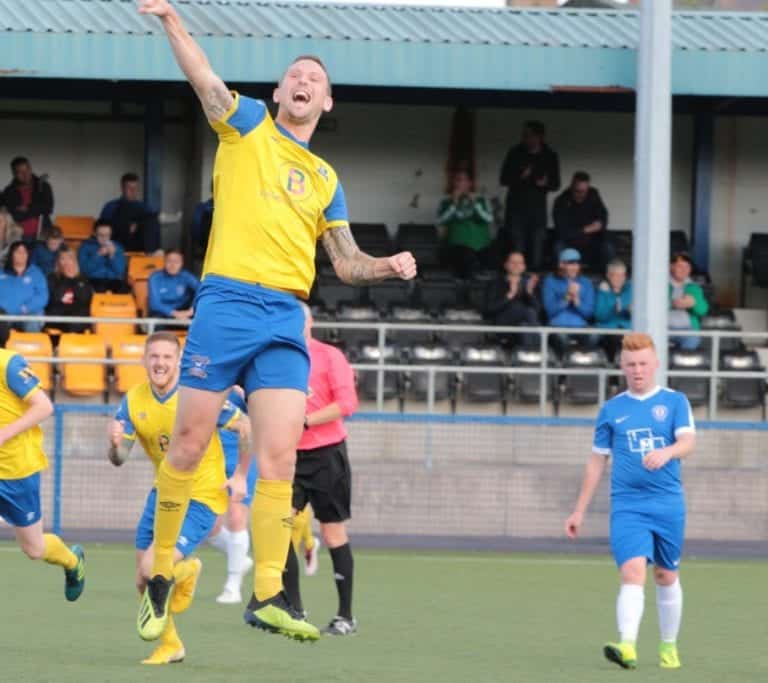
[355,343,401,401]
[561,347,608,405]
[387,306,434,345]
[335,303,379,347]
[351,222,392,256]
[367,280,413,311]
[405,343,455,403]
[459,345,506,406]
[720,350,765,411]
[316,275,362,310]
[435,307,486,348]
[509,347,558,404]
[668,349,710,407]
[396,223,441,269]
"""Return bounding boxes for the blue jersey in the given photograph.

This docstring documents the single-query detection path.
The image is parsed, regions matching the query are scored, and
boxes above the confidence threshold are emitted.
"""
[593,386,694,511]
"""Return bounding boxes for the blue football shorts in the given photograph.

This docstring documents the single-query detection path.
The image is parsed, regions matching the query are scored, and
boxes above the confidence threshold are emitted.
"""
[180,275,310,396]
[0,473,42,528]
[135,488,217,558]
[610,507,686,571]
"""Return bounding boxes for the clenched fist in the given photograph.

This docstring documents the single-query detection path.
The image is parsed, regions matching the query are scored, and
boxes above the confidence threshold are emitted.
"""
[387,251,417,281]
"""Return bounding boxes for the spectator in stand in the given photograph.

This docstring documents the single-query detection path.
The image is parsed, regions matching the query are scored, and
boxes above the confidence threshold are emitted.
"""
[595,259,632,360]
[0,207,23,268]
[31,225,66,276]
[148,249,199,324]
[191,195,214,258]
[553,171,612,273]
[0,241,49,332]
[669,252,709,350]
[499,121,560,270]
[437,169,493,278]
[98,172,161,254]
[1,157,54,241]
[485,250,540,347]
[541,248,596,349]
[78,220,129,293]
[45,248,94,334]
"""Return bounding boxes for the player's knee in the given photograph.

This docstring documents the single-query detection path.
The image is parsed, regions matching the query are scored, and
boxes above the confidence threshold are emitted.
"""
[257,449,296,480]
[654,567,677,585]
[171,425,211,470]
[321,523,348,548]
[20,539,45,560]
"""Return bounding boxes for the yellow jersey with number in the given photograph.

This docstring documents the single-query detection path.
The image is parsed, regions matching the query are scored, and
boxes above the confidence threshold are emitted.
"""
[115,382,240,514]
[203,92,349,298]
[0,349,47,480]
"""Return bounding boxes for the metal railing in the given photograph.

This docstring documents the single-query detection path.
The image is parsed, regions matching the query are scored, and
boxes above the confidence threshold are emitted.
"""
[1,314,766,420]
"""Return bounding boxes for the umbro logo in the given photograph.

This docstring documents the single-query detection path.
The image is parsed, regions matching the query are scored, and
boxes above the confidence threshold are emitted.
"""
[158,501,181,512]
[615,416,630,424]
[281,516,294,529]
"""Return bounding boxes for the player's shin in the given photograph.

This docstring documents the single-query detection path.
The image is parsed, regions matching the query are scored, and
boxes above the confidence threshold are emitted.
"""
[250,479,293,600]
[152,460,194,579]
[329,543,354,620]
[656,579,683,643]
[617,583,645,644]
[225,529,250,589]
[42,533,77,569]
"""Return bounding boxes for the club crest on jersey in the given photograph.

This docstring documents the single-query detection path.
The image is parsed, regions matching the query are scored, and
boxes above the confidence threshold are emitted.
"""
[652,404,668,421]
[188,355,210,379]
[280,163,313,201]
[158,433,170,453]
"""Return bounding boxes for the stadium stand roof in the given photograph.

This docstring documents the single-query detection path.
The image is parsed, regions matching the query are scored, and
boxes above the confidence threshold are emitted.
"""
[1,1,767,96]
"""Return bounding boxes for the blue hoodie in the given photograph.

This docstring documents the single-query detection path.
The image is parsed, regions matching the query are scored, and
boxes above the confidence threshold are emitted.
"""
[148,269,200,317]
[0,264,49,315]
[31,242,65,276]
[541,273,595,327]
[78,236,127,280]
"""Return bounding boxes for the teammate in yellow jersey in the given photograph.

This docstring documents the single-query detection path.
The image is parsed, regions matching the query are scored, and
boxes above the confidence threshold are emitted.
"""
[108,332,250,664]
[0,316,85,602]
[292,505,320,577]
[137,0,417,643]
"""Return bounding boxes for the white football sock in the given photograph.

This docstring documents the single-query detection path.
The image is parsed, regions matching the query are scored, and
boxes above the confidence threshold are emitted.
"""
[224,529,251,592]
[208,526,231,553]
[617,583,645,643]
[656,579,683,643]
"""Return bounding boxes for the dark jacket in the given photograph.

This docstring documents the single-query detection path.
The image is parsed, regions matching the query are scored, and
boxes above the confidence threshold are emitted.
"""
[485,275,539,318]
[46,273,94,332]
[99,197,160,252]
[499,143,560,210]
[553,187,609,245]
[1,175,54,237]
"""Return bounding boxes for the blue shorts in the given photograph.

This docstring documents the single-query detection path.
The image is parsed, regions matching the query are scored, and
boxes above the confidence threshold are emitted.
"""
[135,488,217,558]
[180,275,310,396]
[0,473,42,528]
[225,458,259,507]
[610,507,686,570]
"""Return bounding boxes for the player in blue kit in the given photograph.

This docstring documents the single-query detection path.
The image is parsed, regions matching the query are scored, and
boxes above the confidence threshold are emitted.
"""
[208,387,259,604]
[565,333,695,671]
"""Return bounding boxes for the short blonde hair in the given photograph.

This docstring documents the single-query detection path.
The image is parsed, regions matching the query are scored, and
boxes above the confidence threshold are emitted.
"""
[622,333,656,352]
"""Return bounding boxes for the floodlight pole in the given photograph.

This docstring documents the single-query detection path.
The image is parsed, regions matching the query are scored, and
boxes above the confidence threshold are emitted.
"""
[633,0,672,381]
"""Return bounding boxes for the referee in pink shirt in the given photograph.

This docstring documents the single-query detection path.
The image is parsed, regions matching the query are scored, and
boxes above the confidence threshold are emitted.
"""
[284,303,359,636]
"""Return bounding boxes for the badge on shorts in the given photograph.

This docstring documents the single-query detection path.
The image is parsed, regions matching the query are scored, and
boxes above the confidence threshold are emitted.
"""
[188,355,210,379]
[652,405,668,421]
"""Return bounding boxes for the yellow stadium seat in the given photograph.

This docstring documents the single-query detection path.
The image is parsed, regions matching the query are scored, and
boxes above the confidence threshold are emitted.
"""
[112,334,147,394]
[132,279,149,317]
[91,293,137,349]
[58,334,106,396]
[56,215,94,241]
[6,331,53,392]
[128,255,164,283]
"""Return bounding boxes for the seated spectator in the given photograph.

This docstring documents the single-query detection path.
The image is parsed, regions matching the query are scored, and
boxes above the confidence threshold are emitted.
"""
[99,172,161,254]
[0,241,49,331]
[669,252,708,350]
[1,157,54,241]
[31,225,66,276]
[78,220,129,293]
[45,248,94,334]
[541,248,596,349]
[148,250,199,325]
[595,258,632,360]
[191,196,214,258]
[485,250,540,347]
[437,169,492,278]
[0,207,23,268]
[552,171,612,273]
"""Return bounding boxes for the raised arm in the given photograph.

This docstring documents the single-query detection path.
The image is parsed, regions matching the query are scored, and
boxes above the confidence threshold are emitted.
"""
[139,0,233,122]
[321,225,417,286]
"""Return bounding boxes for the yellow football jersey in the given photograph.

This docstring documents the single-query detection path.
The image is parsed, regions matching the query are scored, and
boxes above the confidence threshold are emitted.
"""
[0,348,47,480]
[203,93,349,298]
[116,382,240,515]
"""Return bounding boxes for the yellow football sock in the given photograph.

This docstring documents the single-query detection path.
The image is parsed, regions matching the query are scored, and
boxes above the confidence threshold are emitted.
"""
[172,558,196,585]
[161,614,182,648]
[292,507,314,552]
[251,479,293,601]
[42,534,77,570]
[152,460,194,579]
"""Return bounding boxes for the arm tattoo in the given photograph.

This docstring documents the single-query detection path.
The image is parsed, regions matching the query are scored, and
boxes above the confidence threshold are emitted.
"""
[322,226,391,285]
[200,78,234,123]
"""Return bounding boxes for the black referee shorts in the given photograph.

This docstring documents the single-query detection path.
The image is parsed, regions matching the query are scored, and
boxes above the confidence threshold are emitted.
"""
[292,440,351,524]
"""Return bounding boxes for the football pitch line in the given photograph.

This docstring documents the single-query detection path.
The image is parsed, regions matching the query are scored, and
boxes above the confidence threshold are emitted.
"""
[0,543,763,569]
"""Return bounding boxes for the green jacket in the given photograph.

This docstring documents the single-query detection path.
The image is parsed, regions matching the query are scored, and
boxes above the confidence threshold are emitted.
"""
[437,194,492,251]
[668,280,709,330]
